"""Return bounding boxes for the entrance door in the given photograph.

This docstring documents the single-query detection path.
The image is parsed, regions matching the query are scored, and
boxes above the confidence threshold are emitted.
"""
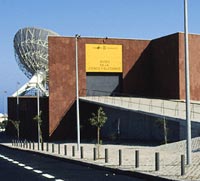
[86,73,122,96]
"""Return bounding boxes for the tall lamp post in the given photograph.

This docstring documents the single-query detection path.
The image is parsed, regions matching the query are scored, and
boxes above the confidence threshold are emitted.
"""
[75,34,81,155]
[37,71,40,150]
[3,90,7,120]
[17,82,20,121]
[184,0,191,165]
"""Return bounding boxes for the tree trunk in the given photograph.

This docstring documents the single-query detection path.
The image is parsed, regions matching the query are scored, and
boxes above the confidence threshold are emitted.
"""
[17,129,19,140]
[39,126,43,143]
[97,127,100,144]
[97,127,100,158]
[163,117,167,144]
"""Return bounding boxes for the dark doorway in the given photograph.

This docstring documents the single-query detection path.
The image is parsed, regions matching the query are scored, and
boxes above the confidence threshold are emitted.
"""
[86,73,122,96]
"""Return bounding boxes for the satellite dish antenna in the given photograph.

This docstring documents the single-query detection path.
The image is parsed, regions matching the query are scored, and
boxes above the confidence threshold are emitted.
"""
[12,27,60,96]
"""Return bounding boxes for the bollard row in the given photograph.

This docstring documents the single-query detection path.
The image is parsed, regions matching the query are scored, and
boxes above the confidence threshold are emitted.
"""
[11,140,186,176]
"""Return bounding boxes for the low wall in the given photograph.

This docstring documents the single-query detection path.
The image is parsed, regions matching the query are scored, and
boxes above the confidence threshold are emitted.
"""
[80,101,181,143]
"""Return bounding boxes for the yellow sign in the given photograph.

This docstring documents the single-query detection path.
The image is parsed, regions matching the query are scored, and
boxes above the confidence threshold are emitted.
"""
[86,44,122,72]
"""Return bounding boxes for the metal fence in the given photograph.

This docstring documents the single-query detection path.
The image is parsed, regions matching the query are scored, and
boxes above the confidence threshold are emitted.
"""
[80,89,200,122]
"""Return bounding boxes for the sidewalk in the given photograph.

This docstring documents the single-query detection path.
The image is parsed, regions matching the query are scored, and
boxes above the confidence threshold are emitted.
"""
[2,136,200,181]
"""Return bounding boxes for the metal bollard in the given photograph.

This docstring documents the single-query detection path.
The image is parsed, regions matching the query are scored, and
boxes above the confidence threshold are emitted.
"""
[155,152,160,171]
[81,146,84,159]
[58,144,60,154]
[29,141,31,149]
[72,146,75,157]
[105,148,108,163]
[46,142,49,152]
[52,144,54,153]
[32,142,35,150]
[41,141,44,151]
[93,148,96,160]
[181,155,185,176]
[119,149,122,166]
[64,145,67,156]
[135,150,139,168]
[37,142,39,150]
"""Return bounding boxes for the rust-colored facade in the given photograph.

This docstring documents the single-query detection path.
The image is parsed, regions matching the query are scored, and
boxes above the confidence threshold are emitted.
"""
[48,33,200,138]
[7,32,200,140]
[179,33,200,100]
[48,37,151,137]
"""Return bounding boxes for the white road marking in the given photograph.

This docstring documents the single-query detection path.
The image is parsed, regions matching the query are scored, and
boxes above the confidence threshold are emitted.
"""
[12,161,19,164]
[18,163,25,167]
[7,159,13,162]
[42,174,55,179]
[0,153,62,180]
[33,170,43,174]
[25,166,33,170]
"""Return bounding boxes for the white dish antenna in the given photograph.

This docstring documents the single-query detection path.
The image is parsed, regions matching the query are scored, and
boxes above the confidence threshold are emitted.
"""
[12,27,60,96]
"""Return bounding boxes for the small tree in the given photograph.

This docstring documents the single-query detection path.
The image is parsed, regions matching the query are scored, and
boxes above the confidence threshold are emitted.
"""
[10,120,20,139]
[33,111,43,143]
[89,107,107,158]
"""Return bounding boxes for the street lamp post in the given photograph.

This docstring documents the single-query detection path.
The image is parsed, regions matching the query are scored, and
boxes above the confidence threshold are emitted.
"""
[75,34,81,156]
[17,82,20,121]
[184,0,192,165]
[3,90,7,120]
[37,71,40,150]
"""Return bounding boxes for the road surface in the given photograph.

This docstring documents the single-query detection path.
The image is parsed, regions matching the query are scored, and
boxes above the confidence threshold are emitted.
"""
[0,145,145,181]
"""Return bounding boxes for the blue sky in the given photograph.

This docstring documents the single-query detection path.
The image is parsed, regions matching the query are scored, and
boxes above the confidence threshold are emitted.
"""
[0,0,199,113]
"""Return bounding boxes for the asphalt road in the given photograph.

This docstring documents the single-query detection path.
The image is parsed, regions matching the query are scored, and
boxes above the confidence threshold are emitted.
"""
[0,145,145,181]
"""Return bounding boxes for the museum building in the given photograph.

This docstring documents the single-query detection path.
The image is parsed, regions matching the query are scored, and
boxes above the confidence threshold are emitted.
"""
[8,32,200,140]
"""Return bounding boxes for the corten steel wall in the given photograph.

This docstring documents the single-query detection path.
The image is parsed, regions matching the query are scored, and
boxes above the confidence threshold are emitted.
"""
[48,37,151,138]
[148,32,200,100]
[48,37,77,137]
[150,33,180,99]
[179,33,200,100]
[7,97,49,140]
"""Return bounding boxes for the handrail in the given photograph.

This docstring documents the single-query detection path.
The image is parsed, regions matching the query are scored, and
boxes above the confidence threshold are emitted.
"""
[79,89,200,121]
